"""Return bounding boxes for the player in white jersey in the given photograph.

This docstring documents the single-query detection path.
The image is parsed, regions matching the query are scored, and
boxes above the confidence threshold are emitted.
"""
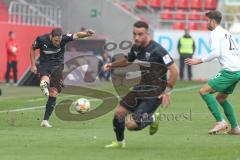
[185,10,240,135]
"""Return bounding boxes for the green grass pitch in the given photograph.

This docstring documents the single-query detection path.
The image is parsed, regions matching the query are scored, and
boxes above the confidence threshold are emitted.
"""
[0,81,240,160]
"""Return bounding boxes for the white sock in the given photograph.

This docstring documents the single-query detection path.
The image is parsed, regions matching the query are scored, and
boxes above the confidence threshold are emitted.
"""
[217,119,226,123]
[152,115,155,122]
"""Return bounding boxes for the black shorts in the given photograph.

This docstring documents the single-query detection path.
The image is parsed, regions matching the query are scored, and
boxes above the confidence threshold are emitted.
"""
[120,84,163,113]
[38,64,64,93]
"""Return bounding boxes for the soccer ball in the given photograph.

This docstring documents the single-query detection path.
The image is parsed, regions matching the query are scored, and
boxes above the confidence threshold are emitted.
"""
[73,98,90,113]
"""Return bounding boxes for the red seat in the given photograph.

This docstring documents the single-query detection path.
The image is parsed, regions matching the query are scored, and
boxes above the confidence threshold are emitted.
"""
[150,0,162,8]
[201,13,208,21]
[172,22,185,30]
[120,3,132,12]
[188,10,201,20]
[187,22,199,30]
[190,0,202,10]
[177,0,189,9]
[135,0,149,8]
[205,0,217,10]
[163,0,175,9]
[160,9,173,20]
[138,15,149,23]
[175,9,186,20]
[0,1,8,22]
[200,23,208,30]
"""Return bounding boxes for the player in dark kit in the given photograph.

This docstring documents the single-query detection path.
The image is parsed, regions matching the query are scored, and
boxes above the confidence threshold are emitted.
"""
[30,28,95,127]
[104,21,178,148]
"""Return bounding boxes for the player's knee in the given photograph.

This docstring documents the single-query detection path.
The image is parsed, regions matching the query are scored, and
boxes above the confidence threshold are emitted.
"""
[114,112,125,120]
[199,87,207,96]
[49,88,58,97]
[125,120,138,131]
[41,76,50,83]
[216,94,227,103]
[114,106,127,120]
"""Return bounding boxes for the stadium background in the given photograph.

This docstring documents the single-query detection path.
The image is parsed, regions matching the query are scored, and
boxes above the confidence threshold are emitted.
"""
[0,0,240,82]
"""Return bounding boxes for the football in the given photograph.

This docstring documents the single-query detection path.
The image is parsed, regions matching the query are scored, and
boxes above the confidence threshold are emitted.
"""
[73,98,90,113]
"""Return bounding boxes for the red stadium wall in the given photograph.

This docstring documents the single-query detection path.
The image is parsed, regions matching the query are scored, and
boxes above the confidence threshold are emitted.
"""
[0,23,53,81]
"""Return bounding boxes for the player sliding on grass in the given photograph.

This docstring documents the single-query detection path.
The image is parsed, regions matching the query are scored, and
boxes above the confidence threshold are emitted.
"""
[104,21,178,148]
[30,28,95,127]
[185,10,240,135]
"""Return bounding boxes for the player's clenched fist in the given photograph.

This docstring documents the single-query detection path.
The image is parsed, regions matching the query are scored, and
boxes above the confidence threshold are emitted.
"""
[158,93,171,108]
[185,58,202,66]
[162,93,171,108]
[86,29,95,36]
[104,63,111,72]
[31,65,37,74]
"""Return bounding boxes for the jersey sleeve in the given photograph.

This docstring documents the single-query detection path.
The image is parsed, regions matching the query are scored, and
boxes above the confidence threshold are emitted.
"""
[157,46,174,67]
[32,37,41,50]
[201,31,220,62]
[127,47,137,62]
[62,34,74,44]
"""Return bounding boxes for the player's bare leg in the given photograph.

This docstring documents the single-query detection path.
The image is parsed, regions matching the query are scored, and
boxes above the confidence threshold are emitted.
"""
[125,115,138,130]
[216,93,240,135]
[40,75,50,97]
[41,87,58,128]
[199,84,227,135]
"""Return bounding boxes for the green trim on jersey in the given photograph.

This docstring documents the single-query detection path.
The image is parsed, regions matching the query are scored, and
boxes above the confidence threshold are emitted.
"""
[208,69,240,94]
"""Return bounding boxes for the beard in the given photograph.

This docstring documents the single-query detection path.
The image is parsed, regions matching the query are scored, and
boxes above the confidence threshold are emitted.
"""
[207,25,213,31]
[135,40,146,47]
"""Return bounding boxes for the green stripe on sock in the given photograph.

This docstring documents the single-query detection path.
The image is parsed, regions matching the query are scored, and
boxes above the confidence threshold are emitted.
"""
[220,100,238,128]
[201,93,223,122]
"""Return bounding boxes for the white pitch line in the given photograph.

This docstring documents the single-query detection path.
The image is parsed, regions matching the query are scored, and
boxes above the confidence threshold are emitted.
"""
[0,106,45,113]
[27,95,78,102]
[0,84,202,114]
[173,84,202,92]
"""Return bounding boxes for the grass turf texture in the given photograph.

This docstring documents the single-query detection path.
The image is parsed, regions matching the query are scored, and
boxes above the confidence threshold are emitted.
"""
[0,81,240,160]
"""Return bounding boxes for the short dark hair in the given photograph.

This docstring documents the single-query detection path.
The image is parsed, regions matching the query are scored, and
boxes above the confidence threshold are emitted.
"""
[8,31,14,36]
[51,28,63,37]
[133,21,149,30]
[206,10,222,24]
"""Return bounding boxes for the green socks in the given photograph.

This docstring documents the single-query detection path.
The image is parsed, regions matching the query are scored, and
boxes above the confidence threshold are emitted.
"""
[202,93,239,128]
[201,94,224,122]
[220,100,238,128]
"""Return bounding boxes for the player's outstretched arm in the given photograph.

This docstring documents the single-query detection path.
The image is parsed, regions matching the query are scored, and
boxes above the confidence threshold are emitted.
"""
[73,29,95,39]
[159,63,179,108]
[103,57,129,71]
[30,48,37,74]
[167,63,179,89]
[185,48,220,65]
